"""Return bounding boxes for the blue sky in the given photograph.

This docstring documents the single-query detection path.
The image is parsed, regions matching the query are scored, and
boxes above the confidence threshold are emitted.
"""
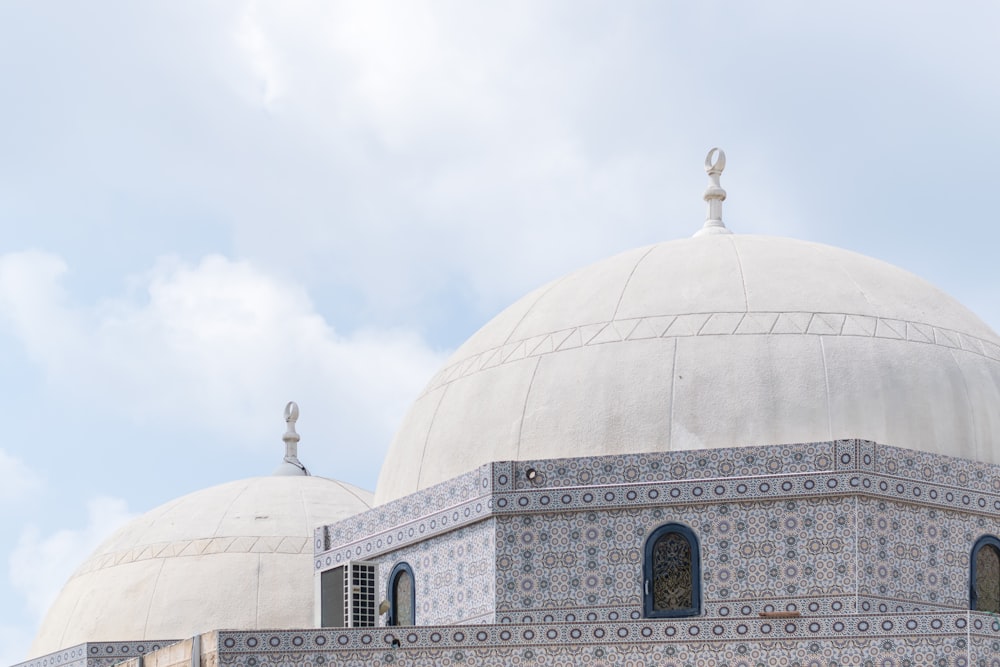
[2,1,1000,661]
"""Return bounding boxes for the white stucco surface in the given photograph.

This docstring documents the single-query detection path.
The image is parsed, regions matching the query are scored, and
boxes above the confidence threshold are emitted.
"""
[375,234,1000,504]
[30,475,372,658]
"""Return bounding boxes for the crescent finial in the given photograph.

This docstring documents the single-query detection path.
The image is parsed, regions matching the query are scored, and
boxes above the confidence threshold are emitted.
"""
[274,401,309,476]
[705,147,726,174]
[695,147,732,237]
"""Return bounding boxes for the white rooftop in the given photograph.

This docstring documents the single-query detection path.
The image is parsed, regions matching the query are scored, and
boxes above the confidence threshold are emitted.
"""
[375,151,1000,503]
[31,405,373,658]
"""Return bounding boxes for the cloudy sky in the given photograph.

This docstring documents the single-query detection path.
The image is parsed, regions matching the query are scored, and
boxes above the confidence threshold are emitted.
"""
[2,1,1000,661]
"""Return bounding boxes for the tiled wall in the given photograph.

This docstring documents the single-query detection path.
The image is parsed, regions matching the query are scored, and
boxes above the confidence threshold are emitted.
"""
[9,642,177,667]
[377,520,496,626]
[506,442,836,489]
[207,618,1000,666]
[494,496,857,618]
[319,466,491,553]
[213,637,976,667]
[856,497,1000,611]
[319,440,1000,630]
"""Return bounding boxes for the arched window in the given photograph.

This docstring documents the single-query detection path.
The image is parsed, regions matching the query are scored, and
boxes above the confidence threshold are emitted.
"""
[387,562,415,626]
[643,523,701,618]
[971,535,1000,613]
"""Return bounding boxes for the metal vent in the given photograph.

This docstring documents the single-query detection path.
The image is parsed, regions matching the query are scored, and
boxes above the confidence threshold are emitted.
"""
[320,561,378,628]
[346,561,377,627]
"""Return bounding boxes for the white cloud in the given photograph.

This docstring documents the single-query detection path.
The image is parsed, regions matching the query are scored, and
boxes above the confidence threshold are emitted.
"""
[208,1,1000,328]
[8,2,998,339]
[0,251,447,482]
[9,497,134,621]
[234,2,285,107]
[0,450,42,506]
[0,3,999,660]
[0,622,33,666]
[0,252,78,367]
[206,2,701,321]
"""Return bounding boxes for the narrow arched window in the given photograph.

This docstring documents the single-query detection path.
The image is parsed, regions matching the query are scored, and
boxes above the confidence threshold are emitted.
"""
[972,535,1000,613]
[387,562,415,626]
[643,523,701,618]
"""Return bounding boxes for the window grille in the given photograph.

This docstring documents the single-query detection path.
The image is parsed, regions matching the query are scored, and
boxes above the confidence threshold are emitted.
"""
[643,523,701,618]
[972,535,1000,613]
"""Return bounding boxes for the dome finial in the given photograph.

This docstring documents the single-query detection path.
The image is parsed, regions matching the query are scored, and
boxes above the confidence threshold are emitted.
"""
[274,401,309,476]
[695,147,732,237]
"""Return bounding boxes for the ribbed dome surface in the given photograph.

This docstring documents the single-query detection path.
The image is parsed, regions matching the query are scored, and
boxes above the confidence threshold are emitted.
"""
[31,475,372,657]
[376,234,1000,504]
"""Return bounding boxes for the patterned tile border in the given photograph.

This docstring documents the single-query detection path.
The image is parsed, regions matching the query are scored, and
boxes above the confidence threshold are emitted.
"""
[316,495,492,571]
[318,441,1000,572]
[494,597,960,624]
[317,467,492,554]
[213,638,983,667]
[857,596,959,615]
[214,613,1000,654]
[507,443,837,490]
[421,311,1000,397]
[11,642,177,667]
[489,470,1000,516]
[319,442,844,566]
[873,443,1000,495]
[318,460,1000,569]
[9,645,87,667]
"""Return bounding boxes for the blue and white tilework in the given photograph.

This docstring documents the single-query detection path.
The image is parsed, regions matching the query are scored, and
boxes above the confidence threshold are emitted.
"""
[315,438,1000,647]
[494,497,856,617]
[316,466,492,569]
[27,439,1000,667]
[205,615,1000,666]
[10,642,177,667]
[378,521,496,626]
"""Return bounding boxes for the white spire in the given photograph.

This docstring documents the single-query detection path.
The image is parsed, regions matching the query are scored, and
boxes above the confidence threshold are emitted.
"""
[273,401,309,476]
[694,147,732,237]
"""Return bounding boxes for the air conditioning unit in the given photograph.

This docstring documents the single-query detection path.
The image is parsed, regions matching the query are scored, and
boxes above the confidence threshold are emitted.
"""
[319,560,378,628]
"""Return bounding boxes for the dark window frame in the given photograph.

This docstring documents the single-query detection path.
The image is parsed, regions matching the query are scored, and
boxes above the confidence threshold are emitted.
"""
[643,522,701,618]
[971,535,1000,612]
[386,561,416,626]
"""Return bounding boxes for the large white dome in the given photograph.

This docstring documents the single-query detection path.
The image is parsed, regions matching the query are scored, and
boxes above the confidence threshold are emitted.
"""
[376,234,1000,503]
[31,475,372,658]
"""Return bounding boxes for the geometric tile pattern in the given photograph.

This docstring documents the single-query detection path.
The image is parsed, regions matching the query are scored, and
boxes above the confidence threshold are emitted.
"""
[857,496,1000,609]
[493,595,958,625]
[377,521,496,626]
[34,439,1000,667]
[490,468,1000,519]
[27,440,1000,667]
[316,492,492,572]
[494,497,856,615]
[317,467,493,568]
[421,311,1000,395]
[319,440,1000,572]
[9,642,176,667]
[507,441,836,489]
[318,442,842,568]
[208,616,1000,665]
[874,444,1000,495]
[311,438,1000,658]
[10,644,88,667]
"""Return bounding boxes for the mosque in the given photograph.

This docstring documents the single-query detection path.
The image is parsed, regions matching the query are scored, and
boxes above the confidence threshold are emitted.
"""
[14,149,1000,667]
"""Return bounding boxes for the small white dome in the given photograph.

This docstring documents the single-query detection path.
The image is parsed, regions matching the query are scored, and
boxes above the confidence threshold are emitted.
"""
[30,475,371,657]
[376,234,1000,503]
